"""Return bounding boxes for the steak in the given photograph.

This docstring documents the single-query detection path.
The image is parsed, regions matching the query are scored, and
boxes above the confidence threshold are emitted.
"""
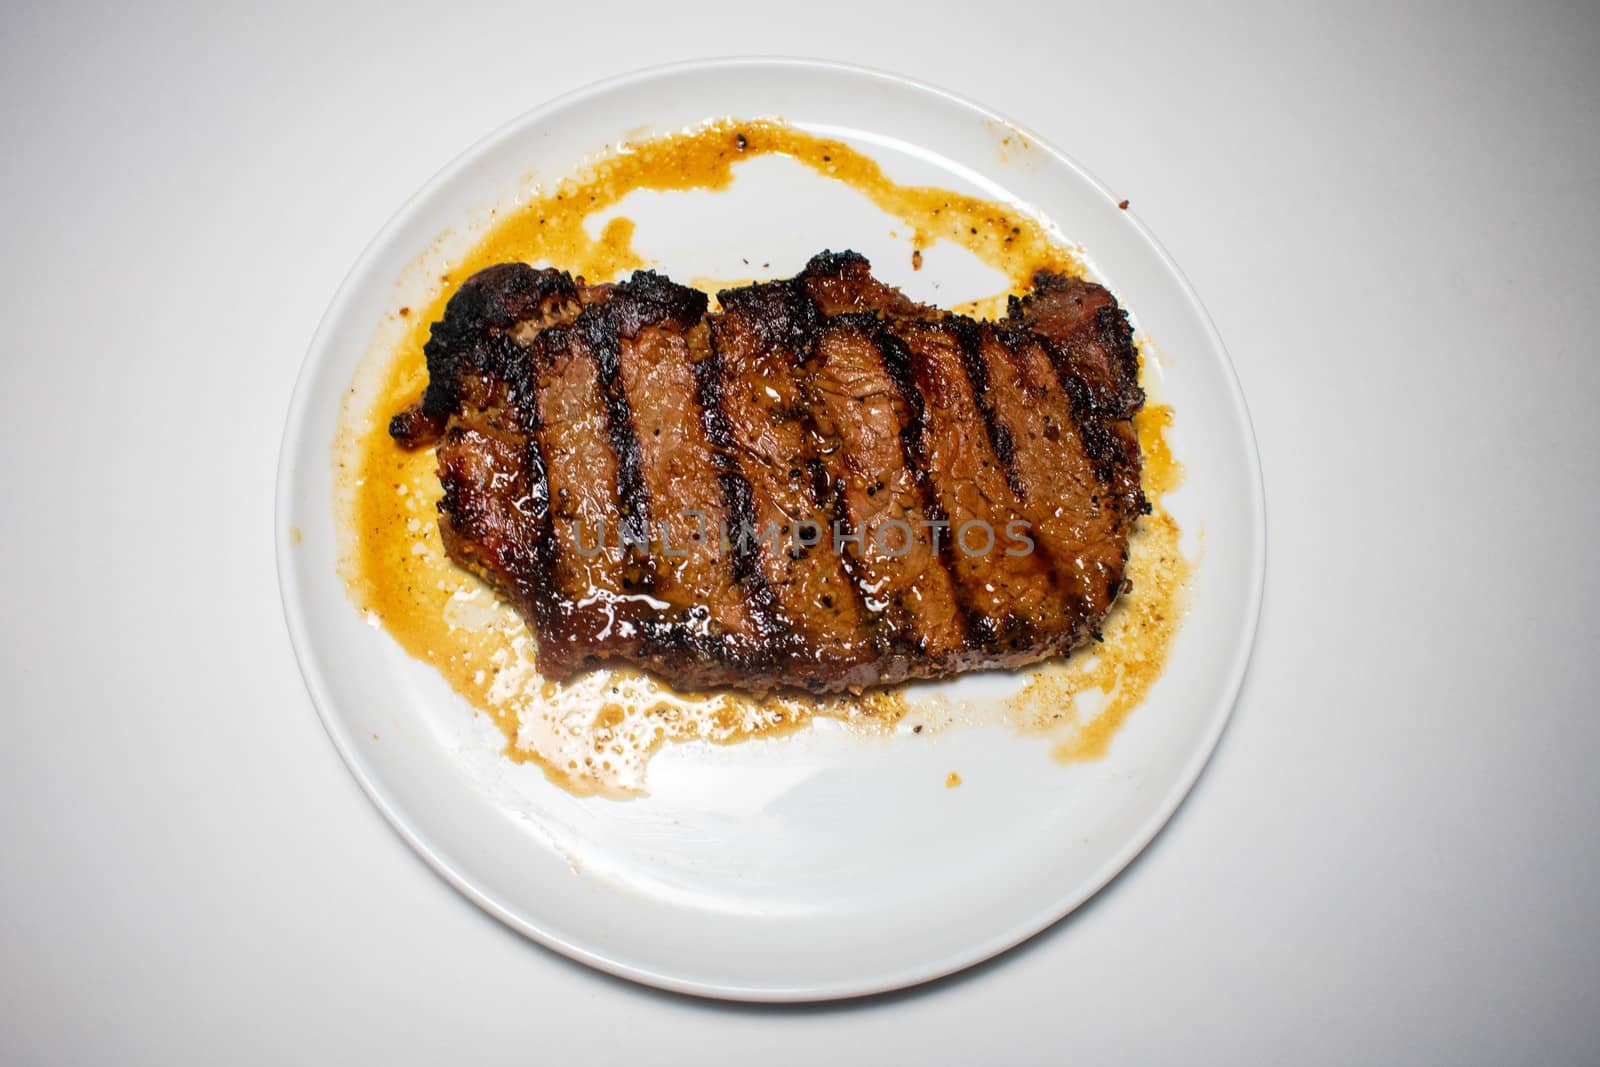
[390,251,1146,694]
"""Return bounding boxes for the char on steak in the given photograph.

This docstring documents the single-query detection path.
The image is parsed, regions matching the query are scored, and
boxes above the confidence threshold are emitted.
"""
[390,252,1145,693]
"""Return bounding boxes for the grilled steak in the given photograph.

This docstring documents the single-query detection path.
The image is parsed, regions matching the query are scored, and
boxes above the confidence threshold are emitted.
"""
[391,252,1146,694]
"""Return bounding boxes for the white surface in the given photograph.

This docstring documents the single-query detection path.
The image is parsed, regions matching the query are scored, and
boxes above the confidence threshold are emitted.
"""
[277,58,1263,999]
[2,0,1596,1060]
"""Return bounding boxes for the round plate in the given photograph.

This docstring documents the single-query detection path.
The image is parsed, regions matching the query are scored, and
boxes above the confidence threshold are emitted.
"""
[277,58,1264,1001]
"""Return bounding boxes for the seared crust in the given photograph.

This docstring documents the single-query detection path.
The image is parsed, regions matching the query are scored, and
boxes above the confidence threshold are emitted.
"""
[392,252,1146,693]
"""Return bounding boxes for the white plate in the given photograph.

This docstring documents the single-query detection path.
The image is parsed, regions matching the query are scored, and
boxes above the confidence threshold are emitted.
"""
[276,58,1264,1001]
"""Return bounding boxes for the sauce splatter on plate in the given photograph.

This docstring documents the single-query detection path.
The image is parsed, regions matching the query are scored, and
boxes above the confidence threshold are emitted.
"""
[335,119,1188,796]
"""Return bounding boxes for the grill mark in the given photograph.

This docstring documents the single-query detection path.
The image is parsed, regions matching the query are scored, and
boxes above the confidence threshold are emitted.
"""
[1021,322,1124,490]
[805,453,869,617]
[407,257,1145,692]
[520,421,562,635]
[711,283,883,688]
[471,331,566,637]
[871,323,996,652]
[609,324,735,674]
[597,276,760,678]
[983,326,1104,642]
[467,325,565,640]
[950,318,1026,501]
[782,295,889,658]
[583,306,654,587]
[902,323,1041,654]
[580,304,702,666]
[1002,277,1135,491]
[958,323,1065,588]
[691,341,786,665]
[799,315,970,669]
[521,319,633,668]
[814,456,916,662]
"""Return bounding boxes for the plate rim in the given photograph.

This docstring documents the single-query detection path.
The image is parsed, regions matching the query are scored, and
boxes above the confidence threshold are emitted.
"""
[275,55,1267,1001]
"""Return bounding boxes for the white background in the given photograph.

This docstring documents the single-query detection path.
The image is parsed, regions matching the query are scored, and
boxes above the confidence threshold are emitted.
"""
[2,1,1596,1062]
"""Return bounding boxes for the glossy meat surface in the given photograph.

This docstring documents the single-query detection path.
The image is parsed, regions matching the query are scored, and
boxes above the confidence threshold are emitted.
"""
[392,252,1146,693]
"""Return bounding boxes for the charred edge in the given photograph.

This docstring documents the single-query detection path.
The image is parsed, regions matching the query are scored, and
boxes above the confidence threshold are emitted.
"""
[872,323,998,653]
[610,270,710,338]
[715,276,824,353]
[394,331,528,447]
[691,339,786,666]
[1094,305,1145,417]
[801,249,871,279]
[1104,301,1149,517]
[412,264,580,428]
[388,406,445,447]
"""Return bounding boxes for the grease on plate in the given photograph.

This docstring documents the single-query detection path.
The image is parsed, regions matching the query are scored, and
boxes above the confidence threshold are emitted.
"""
[1007,399,1189,763]
[334,118,1188,797]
